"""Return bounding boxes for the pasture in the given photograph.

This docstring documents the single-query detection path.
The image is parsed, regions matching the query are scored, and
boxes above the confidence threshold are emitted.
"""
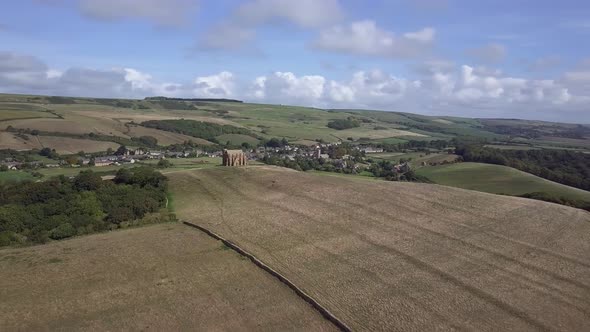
[0,171,35,183]
[416,162,590,201]
[127,125,212,146]
[170,167,590,331]
[0,223,335,331]
[216,133,259,146]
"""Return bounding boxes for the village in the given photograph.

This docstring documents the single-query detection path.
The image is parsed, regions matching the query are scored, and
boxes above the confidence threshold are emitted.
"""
[0,139,457,181]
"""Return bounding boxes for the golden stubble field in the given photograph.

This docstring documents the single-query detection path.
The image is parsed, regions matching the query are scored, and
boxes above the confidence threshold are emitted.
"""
[0,223,336,331]
[170,167,590,331]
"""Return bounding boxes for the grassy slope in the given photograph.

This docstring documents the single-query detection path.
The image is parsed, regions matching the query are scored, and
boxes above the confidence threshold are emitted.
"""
[416,162,590,201]
[170,166,590,331]
[0,171,35,183]
[0,223,336,331]
[1,93,588,152]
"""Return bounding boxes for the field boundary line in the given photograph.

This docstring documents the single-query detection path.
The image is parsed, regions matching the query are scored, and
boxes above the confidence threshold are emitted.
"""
[182,220,352,332]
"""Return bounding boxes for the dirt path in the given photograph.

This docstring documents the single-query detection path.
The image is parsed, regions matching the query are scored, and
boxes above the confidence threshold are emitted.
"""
[170,167,590,331]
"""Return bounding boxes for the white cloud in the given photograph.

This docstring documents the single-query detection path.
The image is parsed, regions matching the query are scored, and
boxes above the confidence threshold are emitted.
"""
[312,20,435,58]
[1,51,589,122]
[198,23,256,51]
[198,0,343,50]
[403,27,435,43]
[467,43,506,63]
[235,0,343,28]
[252,72,326,102]
[46,69,63,79]
[78,0,198,26]
[563,71,590,82]
[193,71,236,97]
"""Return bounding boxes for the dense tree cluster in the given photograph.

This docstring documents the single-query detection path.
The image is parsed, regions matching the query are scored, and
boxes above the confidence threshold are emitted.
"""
[516,192,590,212]
[374,139,450,152]
[481,122,590,139]
[261,155,358,174]
[141,119,256,143]
[368,160,427,182]
[327,118,361,130]
[455,144,590,191]
[0,148,59,163]
[0,167,171,247]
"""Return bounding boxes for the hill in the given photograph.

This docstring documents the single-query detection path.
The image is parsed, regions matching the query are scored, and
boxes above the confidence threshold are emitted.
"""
[0,223,335,331]
[416,162,590,202]
[1,93,589,154]
[169,166,590,331]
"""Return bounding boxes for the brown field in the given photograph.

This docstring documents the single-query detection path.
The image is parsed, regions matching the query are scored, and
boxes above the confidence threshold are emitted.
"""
[127,125,212,146]
[0,132,43,150]
[170,167,590,331]
[0,133,119,154]
[3,116,129,137]
[66,107,244,126]
[0,223,336,331]
[37,136,120,154]
[0,109,55,121]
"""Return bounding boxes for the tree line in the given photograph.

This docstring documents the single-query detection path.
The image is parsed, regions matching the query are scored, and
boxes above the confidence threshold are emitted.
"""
[141,119,257,143]
[0,167,173,247]
[455,144,590,191]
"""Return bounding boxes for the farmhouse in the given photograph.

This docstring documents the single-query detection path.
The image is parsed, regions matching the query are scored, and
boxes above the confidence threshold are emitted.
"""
[222,149,247,166]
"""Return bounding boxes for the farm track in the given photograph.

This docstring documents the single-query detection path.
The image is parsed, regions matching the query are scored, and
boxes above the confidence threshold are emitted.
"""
[171,167,590,331]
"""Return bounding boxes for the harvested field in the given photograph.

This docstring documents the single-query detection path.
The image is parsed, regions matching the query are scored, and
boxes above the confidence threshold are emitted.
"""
[2,117,128,137]
[170,167,590,331]
[0,223,336,331]
[37,136,120,154]
[127,125,213,145]
[0,131,43,150]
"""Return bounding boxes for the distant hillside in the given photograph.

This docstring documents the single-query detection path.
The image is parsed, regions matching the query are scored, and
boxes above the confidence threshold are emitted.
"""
[145,96,243,103]
[1,93,589,154]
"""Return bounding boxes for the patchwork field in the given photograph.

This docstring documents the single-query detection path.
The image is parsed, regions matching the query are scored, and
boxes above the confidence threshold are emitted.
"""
[0,133,120,154]
[0,223,336,331]
[170,167,590,331]
[416,162,590,201]
[37,136,120,154]
[1,93,589,154]
[127,125,212,146]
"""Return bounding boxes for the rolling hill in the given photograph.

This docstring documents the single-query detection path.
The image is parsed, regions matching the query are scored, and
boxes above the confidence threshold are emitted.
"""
[169,166,590,331]
[1,93,589,154]
[416,162,590,202]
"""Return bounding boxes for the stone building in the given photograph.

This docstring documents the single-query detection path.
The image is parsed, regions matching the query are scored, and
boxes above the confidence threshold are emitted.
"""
[222,149,248,166]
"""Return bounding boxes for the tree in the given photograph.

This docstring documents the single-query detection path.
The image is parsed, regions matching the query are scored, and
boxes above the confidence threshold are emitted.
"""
[74,170,103,191]
[40,147,52,157]
[49,223,76,240]
[65,155,79,165]
[115,145,128,156]
[138,136,158,147]
[157,159,171,168]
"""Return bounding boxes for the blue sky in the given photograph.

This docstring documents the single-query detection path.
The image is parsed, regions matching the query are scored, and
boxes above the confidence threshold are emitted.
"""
[1,0,589,122]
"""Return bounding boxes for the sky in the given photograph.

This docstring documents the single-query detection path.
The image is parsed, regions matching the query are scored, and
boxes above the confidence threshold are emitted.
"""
[1,0,590,122]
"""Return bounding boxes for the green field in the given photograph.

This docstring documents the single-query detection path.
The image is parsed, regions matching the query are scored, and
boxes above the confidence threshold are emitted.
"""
[0,171,35,183]
[215,133,259,146]
[416,162,590,201]
[371,151,459,166]
[2,93,590,154]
